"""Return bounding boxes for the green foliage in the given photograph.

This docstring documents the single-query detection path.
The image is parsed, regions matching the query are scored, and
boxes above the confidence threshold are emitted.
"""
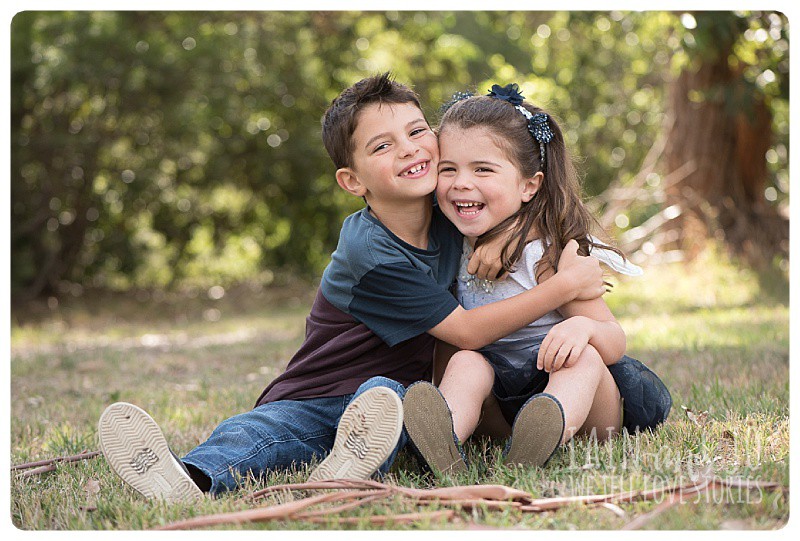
[10,11,788,295]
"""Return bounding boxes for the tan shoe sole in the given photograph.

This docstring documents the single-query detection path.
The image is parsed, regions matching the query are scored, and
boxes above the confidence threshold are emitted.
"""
[403,382,467,475]
[505,394,564,468]
[98,402,204,502]
[308,387,403,482]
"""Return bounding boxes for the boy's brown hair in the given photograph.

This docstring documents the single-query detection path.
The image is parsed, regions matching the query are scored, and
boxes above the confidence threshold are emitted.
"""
[322,72,422,169]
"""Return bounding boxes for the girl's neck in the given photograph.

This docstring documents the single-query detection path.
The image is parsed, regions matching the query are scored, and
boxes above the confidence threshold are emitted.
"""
[368,197,433,250]
[468,224,540,251]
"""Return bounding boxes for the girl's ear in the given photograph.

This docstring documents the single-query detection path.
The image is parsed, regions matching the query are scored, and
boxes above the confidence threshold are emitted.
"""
[335,167,368,197]
[521,171,543,203]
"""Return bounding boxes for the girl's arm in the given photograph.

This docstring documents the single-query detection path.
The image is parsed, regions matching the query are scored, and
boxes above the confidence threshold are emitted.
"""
[536,266,626,369]
[427,240,605,350]
[543,299,626,367]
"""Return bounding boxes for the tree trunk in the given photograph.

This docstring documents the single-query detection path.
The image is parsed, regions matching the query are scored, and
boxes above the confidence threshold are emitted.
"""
[663,28,788,268]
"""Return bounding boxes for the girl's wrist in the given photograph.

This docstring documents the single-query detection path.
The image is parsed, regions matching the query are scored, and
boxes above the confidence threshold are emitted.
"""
[582,316,598,339]
[548,271,575,302]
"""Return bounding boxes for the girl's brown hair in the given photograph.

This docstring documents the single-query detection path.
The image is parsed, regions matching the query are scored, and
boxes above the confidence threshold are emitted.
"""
[439,94,624,280]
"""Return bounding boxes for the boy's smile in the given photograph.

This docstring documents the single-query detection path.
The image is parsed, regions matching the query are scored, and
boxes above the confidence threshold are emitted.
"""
[338,102,438,206]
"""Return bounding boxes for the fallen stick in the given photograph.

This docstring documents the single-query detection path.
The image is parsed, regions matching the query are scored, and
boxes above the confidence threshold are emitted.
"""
[17,465,57,478]
[621,491,694,530]
[395,484,531,502]
[158,490,379,530]
[248,479,532,505]
[416,498,522,511]
[292,491,392,519]
[162,474,786,530]
[301,510,455,525]
[593,502,627,519]
[518,477,711,512]
[245,478,387,501]
[12,450,101,472]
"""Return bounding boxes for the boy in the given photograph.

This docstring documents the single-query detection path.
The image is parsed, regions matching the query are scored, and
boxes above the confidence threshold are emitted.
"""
[98,73,605,502]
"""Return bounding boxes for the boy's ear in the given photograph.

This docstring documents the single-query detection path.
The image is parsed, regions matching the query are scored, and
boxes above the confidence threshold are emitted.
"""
[335,167,368,198]
[521,172,543,203]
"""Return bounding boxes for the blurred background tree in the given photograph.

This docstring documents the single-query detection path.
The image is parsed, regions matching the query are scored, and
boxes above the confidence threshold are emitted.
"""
[10,11,789,301]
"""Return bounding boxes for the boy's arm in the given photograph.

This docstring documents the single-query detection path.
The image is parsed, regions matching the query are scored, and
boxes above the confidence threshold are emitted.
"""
[428,240,605,350]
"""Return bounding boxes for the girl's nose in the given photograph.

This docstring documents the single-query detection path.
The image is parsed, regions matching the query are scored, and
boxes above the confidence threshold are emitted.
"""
[451,172,474,190]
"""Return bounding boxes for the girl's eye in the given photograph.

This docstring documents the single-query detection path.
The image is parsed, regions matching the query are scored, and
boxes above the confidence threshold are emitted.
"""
[373,143,390,152]
[475,167,493,173]
[438,166,455,174]
[410,127,428,137]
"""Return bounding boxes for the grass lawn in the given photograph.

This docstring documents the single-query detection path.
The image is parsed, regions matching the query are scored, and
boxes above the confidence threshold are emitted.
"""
[9,252,789,530]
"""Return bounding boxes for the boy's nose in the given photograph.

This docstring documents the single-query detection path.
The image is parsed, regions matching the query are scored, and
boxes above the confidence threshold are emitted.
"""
[397,138,420,158]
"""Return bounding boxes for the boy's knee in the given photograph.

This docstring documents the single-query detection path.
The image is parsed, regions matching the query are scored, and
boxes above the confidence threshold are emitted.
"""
[356,376,405,398]
[608,356,672,432]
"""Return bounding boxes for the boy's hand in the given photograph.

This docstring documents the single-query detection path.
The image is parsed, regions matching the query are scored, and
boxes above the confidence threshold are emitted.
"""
[468,223,524,281]
[537,316,593,373]
[558,240,605,301]
[468,240,509,281]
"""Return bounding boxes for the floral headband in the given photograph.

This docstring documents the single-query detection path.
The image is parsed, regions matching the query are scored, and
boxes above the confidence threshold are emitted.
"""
[442,83,554,171]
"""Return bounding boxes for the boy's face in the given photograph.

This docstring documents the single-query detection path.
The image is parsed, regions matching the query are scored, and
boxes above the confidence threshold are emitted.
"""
[337,102,438,205]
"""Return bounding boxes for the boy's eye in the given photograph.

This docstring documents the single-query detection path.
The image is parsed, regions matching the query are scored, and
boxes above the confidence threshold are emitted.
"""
[410,127,429,136]
[438,166,455,174]
[475,167,493,173]
[373,142,390,152]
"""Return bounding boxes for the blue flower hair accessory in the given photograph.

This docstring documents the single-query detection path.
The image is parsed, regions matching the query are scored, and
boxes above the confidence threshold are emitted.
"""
[440,90,474,113]
[526,112,554,170]
[487,83,554,171]
[487,83,524,105]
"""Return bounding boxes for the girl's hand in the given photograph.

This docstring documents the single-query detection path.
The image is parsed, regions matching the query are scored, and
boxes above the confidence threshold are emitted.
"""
[537,316,594,373]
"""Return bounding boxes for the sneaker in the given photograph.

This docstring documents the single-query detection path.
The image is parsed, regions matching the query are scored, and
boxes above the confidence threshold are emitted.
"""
[98,402,204,503]
[504,393,565,468]
[402,381,467,475]
[307,386,403,482]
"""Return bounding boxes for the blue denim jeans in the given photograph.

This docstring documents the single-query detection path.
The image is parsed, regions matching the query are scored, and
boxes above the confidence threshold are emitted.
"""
[182,376,407,495]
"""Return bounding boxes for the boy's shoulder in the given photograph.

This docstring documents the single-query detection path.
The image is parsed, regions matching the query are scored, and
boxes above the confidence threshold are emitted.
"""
[335,208,401,266]
[329,204,460,276]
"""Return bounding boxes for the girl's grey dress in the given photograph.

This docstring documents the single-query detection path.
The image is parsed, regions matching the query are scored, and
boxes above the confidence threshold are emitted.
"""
[454,237,672,430]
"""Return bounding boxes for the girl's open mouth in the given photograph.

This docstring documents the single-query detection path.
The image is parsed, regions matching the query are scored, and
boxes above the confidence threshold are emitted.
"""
[454,201,485,217]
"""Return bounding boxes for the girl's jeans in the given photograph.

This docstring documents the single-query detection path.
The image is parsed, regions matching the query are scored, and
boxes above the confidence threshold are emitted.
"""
[182,376,407,495]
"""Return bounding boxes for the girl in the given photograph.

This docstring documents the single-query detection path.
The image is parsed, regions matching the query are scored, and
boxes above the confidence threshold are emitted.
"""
[402,84,672,474]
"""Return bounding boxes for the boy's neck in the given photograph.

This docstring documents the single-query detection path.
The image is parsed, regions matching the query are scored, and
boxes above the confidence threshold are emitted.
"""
[368,197,433,250]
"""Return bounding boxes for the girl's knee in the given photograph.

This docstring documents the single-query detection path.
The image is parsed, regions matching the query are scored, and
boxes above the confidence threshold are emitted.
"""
[441,350,494,395]
[571,345,604,373]
[447,350,493,375]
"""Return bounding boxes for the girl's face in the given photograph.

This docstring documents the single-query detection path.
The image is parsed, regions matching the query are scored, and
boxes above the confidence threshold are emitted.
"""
[436,126,541,242]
